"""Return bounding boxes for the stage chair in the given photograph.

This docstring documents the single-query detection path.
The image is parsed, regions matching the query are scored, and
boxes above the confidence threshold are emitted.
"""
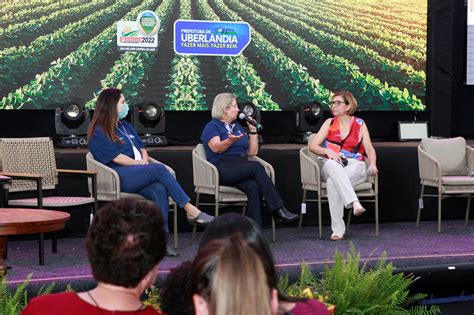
[85,152,178,249]
[0,137,97,266]
[298,135,379,238]
[416,137,474,232]
[192,144,277,241]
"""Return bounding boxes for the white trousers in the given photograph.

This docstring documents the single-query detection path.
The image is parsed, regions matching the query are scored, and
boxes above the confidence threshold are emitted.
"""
[321,159,367,237]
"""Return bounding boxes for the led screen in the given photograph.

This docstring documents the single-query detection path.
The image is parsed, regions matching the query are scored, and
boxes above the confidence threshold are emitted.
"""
[0,0,427,111]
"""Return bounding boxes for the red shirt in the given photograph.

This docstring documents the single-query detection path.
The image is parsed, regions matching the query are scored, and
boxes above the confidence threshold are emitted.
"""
[325,116,365,160]
[21,292,165,315]
[291,299,331,315]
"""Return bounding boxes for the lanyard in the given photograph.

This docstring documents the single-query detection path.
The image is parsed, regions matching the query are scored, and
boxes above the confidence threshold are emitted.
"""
[116,123,142,161]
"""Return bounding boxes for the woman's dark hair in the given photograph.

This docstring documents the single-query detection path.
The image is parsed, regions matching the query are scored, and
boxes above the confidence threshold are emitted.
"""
[161,261,195,315]
[87,88,122,142]
[86,198,167,288]
[199,213,299,304]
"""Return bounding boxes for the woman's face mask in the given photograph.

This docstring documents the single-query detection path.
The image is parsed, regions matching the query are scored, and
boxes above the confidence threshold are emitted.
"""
[117,102,129,120]
[117,94,129,120]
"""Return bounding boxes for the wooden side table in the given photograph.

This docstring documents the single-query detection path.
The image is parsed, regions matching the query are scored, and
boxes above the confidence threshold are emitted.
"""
[0,208,70,273]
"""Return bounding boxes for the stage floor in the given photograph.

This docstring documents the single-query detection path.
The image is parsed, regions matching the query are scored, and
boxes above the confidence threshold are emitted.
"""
[6,220,474,294]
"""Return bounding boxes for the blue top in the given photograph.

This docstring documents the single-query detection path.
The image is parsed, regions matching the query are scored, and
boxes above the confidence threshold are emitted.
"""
[201,119,249,164]
[88,120,144,168]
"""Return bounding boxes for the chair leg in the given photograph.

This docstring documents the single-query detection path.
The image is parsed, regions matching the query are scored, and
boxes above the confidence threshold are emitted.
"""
[271,217,276,243]
[193,193,200,240]
[318,194,322,239]
[38,233,44,266]
[173,203,178,249]
[465,195,471,226]
[52,232,57,253]
[346,209,352,229]
[298,190,307,232]
[375,194,379,236]
[215,197,219,217]
[3,237,7,260]
[437,189,442,233]
[416,185,425,227]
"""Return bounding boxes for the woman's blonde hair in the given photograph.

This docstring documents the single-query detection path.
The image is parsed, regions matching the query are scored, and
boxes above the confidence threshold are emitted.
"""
[192,234,273,315]
[333,90,358,115]
[211,93,236,119]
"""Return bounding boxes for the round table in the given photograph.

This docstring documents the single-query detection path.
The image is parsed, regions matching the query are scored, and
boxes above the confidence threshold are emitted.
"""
[0,208,70,272]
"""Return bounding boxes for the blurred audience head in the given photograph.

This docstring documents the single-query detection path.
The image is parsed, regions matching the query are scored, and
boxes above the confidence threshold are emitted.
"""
[161,261,195,315]
[192,234,279,315]
[86,198,167,289]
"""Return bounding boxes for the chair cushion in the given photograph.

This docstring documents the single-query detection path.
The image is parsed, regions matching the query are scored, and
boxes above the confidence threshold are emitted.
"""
[442,176,474,186]
[421,137,467,175]
[9,196,95,207]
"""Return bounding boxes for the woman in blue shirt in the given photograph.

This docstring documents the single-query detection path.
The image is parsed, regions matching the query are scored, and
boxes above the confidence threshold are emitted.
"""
[200,93,299,226]
[87,88,214,251]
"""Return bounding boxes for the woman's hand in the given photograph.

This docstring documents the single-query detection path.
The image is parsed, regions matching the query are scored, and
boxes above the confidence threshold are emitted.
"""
[247,121,257,133]
[227,132,244,142]
[367,164,378,175]
[325,149,342,163]
[135,159,148,165]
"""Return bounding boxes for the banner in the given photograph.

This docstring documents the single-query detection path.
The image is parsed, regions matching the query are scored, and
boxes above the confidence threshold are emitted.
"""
[117,10,160,52]
[174,20,251,56]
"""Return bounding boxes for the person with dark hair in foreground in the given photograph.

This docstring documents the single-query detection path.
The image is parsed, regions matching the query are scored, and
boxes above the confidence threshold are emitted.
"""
[160,261,195,315]
[88,88,214,256]
[199,213,329,315]
[201,92,299,226]
[22,199,167,315]
[192,234,279,315]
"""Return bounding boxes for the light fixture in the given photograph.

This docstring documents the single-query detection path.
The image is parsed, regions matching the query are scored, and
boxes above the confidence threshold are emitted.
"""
[132,102,167,146]
[294,101,324,143]
[54,103,90,147]
[238,101,263,143]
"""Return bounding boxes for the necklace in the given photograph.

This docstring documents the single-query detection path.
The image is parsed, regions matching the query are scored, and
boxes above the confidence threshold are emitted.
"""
[86,290,145,314]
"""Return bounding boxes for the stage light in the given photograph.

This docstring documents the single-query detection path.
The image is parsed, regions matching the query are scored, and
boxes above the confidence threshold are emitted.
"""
[238,101,263,143]
[54,103,90,147]
[132,102,167,146]
[294,101,324,143]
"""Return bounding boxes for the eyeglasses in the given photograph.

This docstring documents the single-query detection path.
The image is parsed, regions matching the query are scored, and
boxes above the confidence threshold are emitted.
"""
[330,100,347,106]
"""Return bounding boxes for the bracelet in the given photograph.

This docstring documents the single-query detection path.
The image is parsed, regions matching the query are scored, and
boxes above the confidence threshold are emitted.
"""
[248,131,258,135]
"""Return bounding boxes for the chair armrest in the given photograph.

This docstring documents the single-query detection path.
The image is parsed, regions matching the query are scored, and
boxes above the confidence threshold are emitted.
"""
[248,156,275,183]
[57,169,96,175]
[192,150,219,191]
[0,172,45,208]
[0,171,42,180]
[299,148,322,187]
[148,158,176,178]
[467,145,474,175]
[86,154,121,200]
[418,145,441,184]
[57,169,97,200]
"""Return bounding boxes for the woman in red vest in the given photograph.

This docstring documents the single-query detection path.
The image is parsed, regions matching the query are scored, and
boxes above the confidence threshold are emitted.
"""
[309,91,378,240]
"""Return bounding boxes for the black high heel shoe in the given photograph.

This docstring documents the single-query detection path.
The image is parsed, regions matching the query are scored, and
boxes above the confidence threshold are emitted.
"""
[271,206,299,224]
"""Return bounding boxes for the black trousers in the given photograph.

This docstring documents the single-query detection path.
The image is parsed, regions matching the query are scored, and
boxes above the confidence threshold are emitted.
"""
[216,156,284,226]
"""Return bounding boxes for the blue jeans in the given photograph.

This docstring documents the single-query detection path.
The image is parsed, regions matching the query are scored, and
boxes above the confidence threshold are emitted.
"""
[216,156,284,226]
[114,163,191,233]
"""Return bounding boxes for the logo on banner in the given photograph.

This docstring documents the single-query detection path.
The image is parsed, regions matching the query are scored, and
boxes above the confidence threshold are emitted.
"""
[117,10,160,52]
[174,20,251,56]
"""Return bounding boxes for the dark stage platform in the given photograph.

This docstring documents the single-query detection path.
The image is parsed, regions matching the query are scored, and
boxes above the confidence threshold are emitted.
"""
[5,221,474,305]
[51,141,474,235]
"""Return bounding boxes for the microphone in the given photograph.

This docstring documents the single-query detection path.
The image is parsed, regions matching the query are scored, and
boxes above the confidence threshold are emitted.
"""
[238,112,263,131]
